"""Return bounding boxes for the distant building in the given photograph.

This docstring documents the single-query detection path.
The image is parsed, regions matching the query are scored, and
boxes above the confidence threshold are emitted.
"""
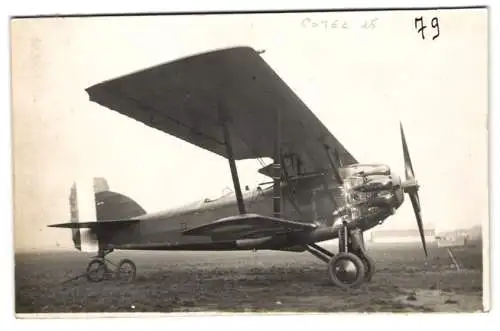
[369,228,436,244]
[435,230,471,247]
[436,234,466,247]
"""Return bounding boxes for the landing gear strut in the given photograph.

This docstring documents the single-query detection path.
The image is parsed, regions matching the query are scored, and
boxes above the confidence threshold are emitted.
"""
[306,225,376,288]
[347,227,376,283]
[85,249,137,283]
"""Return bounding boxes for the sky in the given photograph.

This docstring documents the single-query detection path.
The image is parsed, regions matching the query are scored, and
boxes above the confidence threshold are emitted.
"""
[11,9,488,251]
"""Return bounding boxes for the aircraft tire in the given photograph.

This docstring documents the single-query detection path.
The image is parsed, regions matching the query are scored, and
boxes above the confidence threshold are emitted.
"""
[116,259,137,283]
[86,258,107,283]
[327,252,366,289]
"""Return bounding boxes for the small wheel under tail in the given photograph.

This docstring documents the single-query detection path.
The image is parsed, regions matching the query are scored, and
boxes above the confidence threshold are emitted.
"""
[327,252,366,289]
[86,258,107,283]
[116,259,137,283]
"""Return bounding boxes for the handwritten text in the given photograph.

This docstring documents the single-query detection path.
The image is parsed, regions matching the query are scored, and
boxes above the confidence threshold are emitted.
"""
[302,17,378,31]
[414,16,440,40]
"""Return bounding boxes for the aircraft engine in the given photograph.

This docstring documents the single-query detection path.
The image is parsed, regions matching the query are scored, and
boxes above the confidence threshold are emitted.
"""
[342,165,395,207]
[330,164,400,231]
[347,174,393,193]
[342,164,390,178]
[324,124,427,256]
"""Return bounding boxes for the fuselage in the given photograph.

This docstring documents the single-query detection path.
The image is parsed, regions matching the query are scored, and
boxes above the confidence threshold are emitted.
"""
[97,163,406,252]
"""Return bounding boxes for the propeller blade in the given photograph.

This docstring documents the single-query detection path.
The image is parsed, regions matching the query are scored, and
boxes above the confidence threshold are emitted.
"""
[409,192,427,257]
[400,122,415,180]
[400,122,426,257]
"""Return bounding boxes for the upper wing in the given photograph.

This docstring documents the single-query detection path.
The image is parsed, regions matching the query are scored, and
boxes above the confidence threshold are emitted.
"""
[86,46,357,173]
[182,213,316,240]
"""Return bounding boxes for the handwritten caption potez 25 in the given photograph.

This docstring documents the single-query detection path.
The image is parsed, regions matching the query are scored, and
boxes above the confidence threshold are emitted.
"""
[301,17,378,30]
[302,16,441,40]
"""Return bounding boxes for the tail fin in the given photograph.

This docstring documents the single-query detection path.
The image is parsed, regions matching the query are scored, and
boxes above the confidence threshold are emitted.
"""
[93,177,147,221]
[68,177,147,252]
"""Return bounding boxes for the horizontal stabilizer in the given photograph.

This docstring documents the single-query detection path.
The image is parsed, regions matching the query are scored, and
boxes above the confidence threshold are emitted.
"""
[182,213,316,240]
[48,219,139,229]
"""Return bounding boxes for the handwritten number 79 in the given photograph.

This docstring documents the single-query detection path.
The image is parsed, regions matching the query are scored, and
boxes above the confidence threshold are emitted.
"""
[415,16,440,40]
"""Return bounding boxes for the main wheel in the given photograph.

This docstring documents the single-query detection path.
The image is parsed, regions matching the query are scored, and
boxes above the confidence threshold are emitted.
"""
[360,253,376,282]
[327,252,366,289]
[86,258,107,283]
[116,259,137,283]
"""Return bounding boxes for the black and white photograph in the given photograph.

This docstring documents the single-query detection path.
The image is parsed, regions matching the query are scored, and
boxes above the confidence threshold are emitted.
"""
[10,7,489,315]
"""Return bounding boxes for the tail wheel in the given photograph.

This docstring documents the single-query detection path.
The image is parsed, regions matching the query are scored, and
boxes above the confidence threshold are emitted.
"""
[86,258,107,283]
[116,259,137,283]
[328,252,366,289]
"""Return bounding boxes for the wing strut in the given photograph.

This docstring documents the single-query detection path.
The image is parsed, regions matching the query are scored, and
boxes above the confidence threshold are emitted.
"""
[324,144,344,185]
[220,113,246,215]
[272,108,282,218]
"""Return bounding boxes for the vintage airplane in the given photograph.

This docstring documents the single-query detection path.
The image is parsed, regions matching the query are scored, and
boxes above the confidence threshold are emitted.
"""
[49,46,427,289]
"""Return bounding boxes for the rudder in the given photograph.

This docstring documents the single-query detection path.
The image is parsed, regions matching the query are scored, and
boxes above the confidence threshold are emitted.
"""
[68,177,146,253]
[69,179,99,252]
[69,182,81,250]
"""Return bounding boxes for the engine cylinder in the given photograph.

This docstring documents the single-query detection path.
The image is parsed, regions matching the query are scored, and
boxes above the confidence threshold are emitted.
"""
[342,164,390,178]
[334,163,397,230]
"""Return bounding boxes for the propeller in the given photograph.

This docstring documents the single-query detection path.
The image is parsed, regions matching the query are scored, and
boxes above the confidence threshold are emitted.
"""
[400,122,428,257]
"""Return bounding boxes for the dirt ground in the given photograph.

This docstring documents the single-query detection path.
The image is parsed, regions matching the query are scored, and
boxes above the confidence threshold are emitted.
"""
[15,241,484,314]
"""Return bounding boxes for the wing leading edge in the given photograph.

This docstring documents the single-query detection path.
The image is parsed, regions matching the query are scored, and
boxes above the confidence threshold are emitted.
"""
[86,46,357,174]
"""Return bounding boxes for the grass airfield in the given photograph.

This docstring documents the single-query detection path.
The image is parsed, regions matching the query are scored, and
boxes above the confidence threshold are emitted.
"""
[15,241,484,314]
